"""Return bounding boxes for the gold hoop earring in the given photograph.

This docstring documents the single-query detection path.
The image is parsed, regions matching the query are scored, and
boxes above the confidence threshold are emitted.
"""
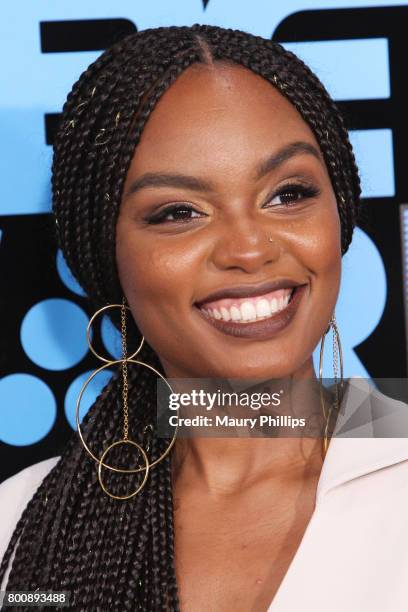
[319,313,344,458]
[75,297,178,500]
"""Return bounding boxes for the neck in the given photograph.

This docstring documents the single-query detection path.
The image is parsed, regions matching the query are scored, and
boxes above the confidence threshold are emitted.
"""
[172,436,324,496]
[168,358,333,495]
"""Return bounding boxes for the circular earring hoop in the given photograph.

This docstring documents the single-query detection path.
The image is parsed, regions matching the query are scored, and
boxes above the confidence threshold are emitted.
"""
[319,315,344,394]
[319,314,344,456]
[98,439,150,500]
[77,303,179,475]
[86,303,144,363]
[76,358,179,473]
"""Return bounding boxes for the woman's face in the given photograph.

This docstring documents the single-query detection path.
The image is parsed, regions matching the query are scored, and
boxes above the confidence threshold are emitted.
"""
[116,63,341,379]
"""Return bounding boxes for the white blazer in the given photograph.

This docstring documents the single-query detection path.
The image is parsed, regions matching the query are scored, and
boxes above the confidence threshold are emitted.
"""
[1,378,408,611]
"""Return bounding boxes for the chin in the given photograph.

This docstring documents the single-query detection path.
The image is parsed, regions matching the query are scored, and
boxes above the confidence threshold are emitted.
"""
[194,357,299,382]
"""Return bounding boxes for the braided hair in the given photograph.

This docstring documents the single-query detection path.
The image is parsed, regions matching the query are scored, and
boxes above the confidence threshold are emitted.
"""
[1,24,361,610]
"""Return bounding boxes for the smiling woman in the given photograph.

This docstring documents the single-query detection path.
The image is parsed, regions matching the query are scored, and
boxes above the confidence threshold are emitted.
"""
[116,61,345,376]
[3,23,404,612]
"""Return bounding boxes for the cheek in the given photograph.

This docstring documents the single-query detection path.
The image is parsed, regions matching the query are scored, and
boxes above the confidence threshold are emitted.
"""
[315,205,342,279]
[292,203,342,320]
[115,222,201,325]
[287,200,341,274]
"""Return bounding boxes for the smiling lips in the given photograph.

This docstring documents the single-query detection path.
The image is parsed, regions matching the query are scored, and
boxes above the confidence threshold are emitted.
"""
[199,287,294,323]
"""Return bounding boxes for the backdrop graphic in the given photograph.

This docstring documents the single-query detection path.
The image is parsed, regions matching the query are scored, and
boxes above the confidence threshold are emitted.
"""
[1,0,407,482]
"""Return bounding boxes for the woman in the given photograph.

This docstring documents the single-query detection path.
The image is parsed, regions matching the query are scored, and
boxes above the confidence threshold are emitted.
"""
[1,23,407,612]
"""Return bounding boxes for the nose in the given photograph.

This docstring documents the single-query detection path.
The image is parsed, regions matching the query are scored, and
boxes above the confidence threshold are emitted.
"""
[211,218,281,274]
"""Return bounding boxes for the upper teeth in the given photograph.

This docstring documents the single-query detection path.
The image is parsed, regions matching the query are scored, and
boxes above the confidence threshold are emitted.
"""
[201,290,293,323]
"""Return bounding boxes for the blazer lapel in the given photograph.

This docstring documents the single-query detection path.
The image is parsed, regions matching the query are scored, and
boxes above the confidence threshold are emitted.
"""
[317,376,408,501]
[268,377,408,611]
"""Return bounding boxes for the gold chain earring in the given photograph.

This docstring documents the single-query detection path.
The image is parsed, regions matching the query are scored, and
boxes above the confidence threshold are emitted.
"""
[319,313,344,458]
[75,296,179,500]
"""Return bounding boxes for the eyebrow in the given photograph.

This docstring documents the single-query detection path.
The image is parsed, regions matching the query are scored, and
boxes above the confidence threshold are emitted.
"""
[124,140,322,199]
[255,141,322,180]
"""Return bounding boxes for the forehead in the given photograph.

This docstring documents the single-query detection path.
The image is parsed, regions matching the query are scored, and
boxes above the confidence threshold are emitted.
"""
[128,62,320,177]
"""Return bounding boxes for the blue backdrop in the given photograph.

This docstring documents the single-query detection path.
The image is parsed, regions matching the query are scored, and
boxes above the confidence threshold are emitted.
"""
[1,0,407,481]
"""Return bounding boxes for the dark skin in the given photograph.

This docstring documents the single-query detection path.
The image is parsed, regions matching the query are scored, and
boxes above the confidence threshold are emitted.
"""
[116,63,342,611]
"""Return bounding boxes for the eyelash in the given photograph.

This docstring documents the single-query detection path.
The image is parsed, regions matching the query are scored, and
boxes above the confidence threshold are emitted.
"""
[145,182,321,225]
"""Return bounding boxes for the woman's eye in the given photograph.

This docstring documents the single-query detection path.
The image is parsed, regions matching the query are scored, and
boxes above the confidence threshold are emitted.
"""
[146,204,205,224]
[265,183,320,207]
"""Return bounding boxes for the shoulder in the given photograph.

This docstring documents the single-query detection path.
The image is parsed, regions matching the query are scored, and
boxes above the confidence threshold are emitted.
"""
[0,457,60,564]
[0,457,60,494]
